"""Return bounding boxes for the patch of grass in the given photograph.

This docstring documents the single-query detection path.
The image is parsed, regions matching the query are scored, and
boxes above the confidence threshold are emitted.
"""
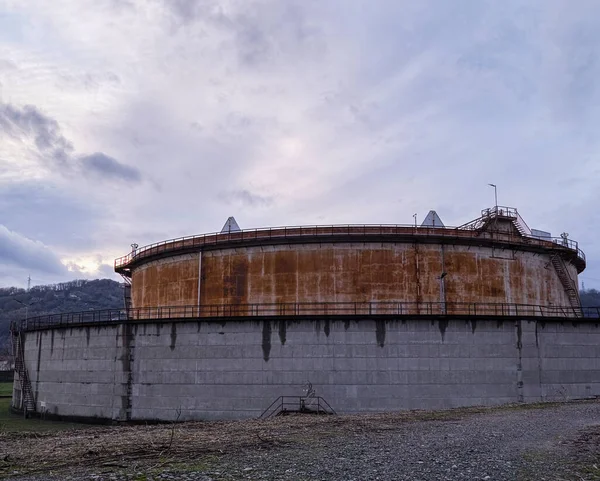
[575,463,600,480]
[166,455,221,473]
[0,398,91,433]
[0,382,13,397]
[497,401,566,411]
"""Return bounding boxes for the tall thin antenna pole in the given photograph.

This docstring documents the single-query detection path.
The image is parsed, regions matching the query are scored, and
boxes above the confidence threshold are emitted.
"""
[488,184,497,208]
[27,275,31,292]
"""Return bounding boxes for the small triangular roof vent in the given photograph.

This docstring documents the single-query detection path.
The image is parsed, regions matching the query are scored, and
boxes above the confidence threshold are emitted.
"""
[421,210,445,227]
[221,216,241,233]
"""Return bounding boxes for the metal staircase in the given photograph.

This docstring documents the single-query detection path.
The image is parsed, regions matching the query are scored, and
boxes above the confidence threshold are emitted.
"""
[12,331,36,415]
[260,396,336,419]
[120,276,132,318]
[123,282,132,310]
[512,210,532,238]
[549,252,581,316]
[458,214,490,234]
[458,213,490,231]
[459,206,532,239]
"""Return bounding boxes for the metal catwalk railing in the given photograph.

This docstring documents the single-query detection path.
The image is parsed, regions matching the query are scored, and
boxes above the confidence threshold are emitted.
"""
[10,302,600,333]
[114,222,585,272]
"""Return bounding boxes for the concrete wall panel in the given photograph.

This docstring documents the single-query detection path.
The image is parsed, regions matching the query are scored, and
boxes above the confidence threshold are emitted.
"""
[15,318,600,422]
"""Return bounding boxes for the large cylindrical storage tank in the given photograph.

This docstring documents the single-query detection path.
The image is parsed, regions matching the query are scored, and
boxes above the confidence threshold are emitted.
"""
[11,206,594,424]
[118,208,584,311]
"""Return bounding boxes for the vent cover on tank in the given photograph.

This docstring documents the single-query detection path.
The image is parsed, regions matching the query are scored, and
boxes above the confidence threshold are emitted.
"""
[421,210,445,227]
[221,216,241,233]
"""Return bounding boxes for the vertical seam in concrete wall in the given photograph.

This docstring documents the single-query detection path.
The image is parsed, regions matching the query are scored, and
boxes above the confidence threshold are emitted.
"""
[34,333,42,407]
[535,321,544,401]
[111,329,117,419]
[120,323,134,421]
[515,320,523,403]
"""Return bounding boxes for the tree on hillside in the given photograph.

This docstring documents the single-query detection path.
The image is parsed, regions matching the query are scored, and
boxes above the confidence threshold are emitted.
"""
[580,289,600,308]
[0,279,125,346]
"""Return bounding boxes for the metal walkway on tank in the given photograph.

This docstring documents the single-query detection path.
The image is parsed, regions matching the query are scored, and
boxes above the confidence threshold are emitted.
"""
[10,301,600,333]
[113,208,586,276]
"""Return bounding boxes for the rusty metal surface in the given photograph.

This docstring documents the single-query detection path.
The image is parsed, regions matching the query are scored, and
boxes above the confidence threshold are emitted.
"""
[202,244,574,307]
[129,242,579,309]
[114,223,586,274]
[131,254,199,308]
[121,212,585,310]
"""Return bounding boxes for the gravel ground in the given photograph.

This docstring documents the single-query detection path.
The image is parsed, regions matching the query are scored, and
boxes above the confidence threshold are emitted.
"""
[2,400,600,481]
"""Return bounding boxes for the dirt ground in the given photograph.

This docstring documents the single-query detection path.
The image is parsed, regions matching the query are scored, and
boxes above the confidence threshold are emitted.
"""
[1,400,599,481]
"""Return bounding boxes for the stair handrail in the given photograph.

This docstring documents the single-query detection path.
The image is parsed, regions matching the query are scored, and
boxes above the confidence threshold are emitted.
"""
[13,332,36,414]
[549,253,582,315]
[259,396,336,419]
[515,210,532,236]
[317,396,337,415]
[259,396,284,419]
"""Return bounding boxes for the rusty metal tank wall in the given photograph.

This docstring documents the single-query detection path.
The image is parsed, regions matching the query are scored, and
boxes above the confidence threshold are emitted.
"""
[131,242,578,309]
[131,254,199,308]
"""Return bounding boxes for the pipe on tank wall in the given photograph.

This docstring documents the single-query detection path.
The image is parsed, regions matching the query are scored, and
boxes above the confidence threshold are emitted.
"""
[197,251,202,307]
[414,243,421,312]
[440,244,447,314]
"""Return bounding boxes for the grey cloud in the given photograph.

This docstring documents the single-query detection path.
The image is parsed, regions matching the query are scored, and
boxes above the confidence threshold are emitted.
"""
[0,59,17,71]
[554,23,600,122]
[97,263,121,280]
[0,224,67,276]
[0,103,73,166]
[219,189,274,207]
[163,0,324,68]
[1,102,140,183]
[166,0,206,23]
[0,181,104,249]
[80,152,142,183]
[56,70,121,91]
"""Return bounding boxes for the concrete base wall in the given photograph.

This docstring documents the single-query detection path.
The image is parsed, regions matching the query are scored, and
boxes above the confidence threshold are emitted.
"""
[15,318,600,421]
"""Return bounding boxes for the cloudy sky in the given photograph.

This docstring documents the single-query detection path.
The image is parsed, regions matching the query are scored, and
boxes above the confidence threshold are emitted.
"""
[0,0,599,289]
